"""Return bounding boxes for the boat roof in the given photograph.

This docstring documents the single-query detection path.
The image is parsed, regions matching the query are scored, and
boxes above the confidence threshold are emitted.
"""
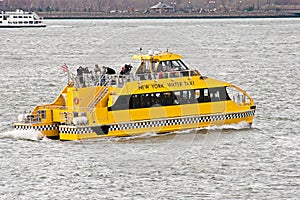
[1,9,36,15]
[132,51,183,61]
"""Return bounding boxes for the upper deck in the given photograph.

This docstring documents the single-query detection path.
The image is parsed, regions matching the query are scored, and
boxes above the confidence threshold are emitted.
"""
[70,50,202,88]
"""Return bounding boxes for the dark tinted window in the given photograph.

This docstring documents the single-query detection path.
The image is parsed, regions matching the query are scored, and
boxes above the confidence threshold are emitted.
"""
[110,87,229,111]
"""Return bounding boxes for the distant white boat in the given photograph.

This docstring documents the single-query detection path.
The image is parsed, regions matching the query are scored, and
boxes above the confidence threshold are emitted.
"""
[0,9,46,28]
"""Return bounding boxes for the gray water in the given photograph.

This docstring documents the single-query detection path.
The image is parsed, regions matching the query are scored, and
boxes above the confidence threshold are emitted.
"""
[0,18,299,199]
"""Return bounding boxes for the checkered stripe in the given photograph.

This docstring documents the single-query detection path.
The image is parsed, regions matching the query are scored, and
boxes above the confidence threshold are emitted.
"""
[59,127,94,134]
[15,124,59,131]
[109,110,255,131]
[57,110,255,134]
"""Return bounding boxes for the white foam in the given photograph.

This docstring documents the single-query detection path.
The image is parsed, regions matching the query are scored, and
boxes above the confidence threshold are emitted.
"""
[110,121,251,141]
[1,129,44,141]
[111,131,158,142]
[169,121,250,134]
[203,121,251,130]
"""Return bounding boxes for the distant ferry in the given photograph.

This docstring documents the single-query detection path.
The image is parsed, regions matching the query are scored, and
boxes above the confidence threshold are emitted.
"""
[0,9,46,28]
[14,50,256,140]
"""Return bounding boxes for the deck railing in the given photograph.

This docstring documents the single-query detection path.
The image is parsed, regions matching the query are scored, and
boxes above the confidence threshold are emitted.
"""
[71,69,199,88]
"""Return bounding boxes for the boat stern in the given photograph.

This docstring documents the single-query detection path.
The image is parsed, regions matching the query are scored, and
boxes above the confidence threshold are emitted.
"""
[14,111,60,139]
[14,122,59,139]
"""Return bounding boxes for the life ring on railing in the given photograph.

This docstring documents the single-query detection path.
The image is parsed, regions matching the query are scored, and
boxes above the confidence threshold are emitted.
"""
[73,97,80,105]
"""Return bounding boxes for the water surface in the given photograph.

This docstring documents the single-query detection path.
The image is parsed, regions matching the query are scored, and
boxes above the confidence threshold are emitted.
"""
[0,18,299,199]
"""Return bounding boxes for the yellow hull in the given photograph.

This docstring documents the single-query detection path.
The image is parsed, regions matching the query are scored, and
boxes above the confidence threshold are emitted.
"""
[59,110,255,141]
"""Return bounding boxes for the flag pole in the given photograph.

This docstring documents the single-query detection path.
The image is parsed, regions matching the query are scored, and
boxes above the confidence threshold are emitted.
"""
[61,63,70,85]
[67,69,70,85]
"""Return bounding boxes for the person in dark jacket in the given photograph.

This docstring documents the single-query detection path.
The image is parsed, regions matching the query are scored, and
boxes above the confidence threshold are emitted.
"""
[103,66,116,75]
[77,66,84,84]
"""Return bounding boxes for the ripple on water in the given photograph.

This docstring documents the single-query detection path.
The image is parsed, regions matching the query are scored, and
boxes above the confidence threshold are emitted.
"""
[0,18,300,199]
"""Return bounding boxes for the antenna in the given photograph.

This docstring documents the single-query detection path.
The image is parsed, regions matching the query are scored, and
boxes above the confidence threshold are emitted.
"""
[137,47,143,54]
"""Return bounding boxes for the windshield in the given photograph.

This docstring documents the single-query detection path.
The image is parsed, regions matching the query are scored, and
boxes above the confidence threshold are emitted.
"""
[157,60,189,72]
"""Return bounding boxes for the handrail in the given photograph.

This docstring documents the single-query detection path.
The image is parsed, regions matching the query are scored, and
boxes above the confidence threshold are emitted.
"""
[227,84,255,106]
[70,69,199,89]
[87,86,109,110]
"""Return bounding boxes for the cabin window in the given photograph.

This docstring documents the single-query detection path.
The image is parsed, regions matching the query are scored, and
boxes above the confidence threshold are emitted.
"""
[172,60,189,71]
[209,87,228,102]
[129,94,141,109]
[156,60,189,72]
[195,87,229,103]
[182,90,189,104]
[210,90,220,102]
[142,94,151,107]
[136,61,145,74]
[161,92,169,106]
[110,87,230,111]
[38,110,46,119]
[171,60,181,70]
[189,90,196,103]
[202,88,211,102]
[179,60,189,70]
[152,93,161,106]
[18,16,22,18]
[160,61,171,72]
[149,60,157,73]
[13,16,17,18]
[145,61,152,73]
[157,62,163,72]
[180,90,195,104]
[173,91,181,105]
[24,16,28,18]
[195,89,201,102]
[111,95,130,110]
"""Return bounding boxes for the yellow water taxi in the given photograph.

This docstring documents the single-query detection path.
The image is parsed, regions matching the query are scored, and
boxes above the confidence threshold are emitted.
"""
[14,50,256,140]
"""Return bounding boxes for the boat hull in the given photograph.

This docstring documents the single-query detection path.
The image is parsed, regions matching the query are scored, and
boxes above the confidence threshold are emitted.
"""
[58,110,255,140]
[14,123,59,139]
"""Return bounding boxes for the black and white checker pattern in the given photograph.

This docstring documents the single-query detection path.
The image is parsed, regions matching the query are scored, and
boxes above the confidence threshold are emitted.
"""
[15,124,59,131]
[57,110,255,135]
[59,126,93,134]
[109,110,255,131]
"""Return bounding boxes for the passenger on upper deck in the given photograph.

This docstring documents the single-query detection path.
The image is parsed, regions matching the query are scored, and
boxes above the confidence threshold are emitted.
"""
[100,66,116,86]
[94,64,101,75]
[103,66,116,75]
[84,67,91,74]
[120,64,132,75]
[120,67,126,75]
[77,66,83,84]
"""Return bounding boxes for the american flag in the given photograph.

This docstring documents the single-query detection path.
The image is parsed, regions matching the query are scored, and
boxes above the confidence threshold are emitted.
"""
[61,64,69,72]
